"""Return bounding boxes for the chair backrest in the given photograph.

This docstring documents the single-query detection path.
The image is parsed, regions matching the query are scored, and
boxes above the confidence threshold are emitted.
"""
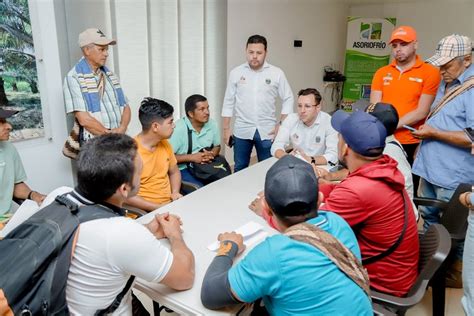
[406,224,451,297]
[440,183,471,240]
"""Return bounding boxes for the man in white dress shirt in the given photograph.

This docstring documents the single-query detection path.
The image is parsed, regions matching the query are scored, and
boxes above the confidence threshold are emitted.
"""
[222,34,294,172]
[271,88,338,165]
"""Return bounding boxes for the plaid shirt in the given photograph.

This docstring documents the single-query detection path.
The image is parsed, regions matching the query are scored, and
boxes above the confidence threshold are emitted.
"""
[63,66,128,129]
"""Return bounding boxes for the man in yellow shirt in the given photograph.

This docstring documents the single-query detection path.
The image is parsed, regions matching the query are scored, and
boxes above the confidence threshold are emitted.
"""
[126,98,183,211]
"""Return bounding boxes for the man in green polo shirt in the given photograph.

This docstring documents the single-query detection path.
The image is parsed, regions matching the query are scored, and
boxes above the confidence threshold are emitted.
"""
[169,94,221,188]
[0,109,45,216]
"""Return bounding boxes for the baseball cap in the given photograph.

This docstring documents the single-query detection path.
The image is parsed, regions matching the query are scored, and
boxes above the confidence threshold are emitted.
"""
[426,34,473,66]
[78,28,116,48]
[365,102,399,136]
[264,155,318,217]
[331,110,387,157]
[389,26,417,44]
[0,108,19,119]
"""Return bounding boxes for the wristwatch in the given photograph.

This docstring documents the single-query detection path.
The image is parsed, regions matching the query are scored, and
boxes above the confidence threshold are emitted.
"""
[311,157,316,165]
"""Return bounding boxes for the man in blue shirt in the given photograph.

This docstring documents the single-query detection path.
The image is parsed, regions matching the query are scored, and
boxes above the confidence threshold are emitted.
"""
[412,34,474,288]
[200,156,372,315]
[169,94,221,188]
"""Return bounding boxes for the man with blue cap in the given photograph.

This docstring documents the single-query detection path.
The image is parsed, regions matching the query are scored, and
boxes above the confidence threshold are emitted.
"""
[320,110,419,297]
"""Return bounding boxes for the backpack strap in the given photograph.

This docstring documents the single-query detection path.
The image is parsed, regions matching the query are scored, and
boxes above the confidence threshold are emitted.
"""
[362,190,409,265]
[94,275,136,316]
[387,140,408,158]
[285,222,371,297]
[387,140,403,152]
[55,193,135,315]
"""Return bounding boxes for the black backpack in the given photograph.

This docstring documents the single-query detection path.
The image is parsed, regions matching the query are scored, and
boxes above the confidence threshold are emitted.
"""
[0,193,134,315]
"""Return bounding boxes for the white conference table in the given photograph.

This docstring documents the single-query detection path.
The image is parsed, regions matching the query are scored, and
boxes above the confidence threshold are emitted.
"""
[135,157,331,315]
[135,157,278,315]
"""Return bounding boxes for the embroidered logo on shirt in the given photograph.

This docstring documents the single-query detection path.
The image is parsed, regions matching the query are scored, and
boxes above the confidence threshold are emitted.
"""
[383,73,393,85]
[239,76,246,84]
[409,77,423,83]
[265,79,271,84]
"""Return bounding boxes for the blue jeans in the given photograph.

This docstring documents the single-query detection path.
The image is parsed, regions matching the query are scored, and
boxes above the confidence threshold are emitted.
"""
[418,178,463,258]
[233,130,272,172]
[463,212,474,315]
[180,168,203,193]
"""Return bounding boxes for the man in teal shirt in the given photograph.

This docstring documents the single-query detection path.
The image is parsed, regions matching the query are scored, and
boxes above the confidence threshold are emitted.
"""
[169,94,221,187]
[0,109,45,215]
[200,156,372,315]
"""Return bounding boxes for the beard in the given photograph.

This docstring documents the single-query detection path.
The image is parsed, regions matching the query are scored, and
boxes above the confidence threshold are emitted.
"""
[338,157,348,169]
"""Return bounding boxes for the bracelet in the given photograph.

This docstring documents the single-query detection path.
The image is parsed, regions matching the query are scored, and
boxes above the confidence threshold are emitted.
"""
[217,240,238,259]
[27,191,35,200]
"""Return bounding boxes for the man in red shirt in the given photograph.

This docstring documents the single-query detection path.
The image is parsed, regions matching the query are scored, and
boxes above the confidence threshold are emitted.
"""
[320,110,419,297]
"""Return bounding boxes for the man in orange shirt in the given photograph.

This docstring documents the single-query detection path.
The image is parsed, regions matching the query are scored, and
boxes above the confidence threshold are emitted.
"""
[125,98,183,212]
[370,26,440,170]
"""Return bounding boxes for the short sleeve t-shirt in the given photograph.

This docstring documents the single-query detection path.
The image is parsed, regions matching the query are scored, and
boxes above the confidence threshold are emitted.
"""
[169,117,221,170]
[228,211,372,316]
[135,137,177,204]
[66,216,173,315]
[0,141,27,214]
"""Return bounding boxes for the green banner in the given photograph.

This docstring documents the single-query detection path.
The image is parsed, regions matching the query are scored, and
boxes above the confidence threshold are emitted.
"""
[342,17,396,110]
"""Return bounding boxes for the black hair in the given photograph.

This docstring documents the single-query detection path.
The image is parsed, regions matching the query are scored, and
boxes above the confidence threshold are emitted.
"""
[77,133,137,203]
[298,88,322,105]
[185,94,207,118]
[246,34,267,50]
[138,97,174,131]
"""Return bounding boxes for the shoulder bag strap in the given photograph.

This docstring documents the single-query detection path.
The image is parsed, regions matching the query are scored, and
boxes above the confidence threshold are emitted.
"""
[362,191,409,265]
[187,124,193,155]
[427,76,474,120]
[94,276,136,315]
[285,222,371,296]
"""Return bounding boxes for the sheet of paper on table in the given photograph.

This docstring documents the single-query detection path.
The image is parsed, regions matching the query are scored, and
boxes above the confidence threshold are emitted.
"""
[207,221,269,251]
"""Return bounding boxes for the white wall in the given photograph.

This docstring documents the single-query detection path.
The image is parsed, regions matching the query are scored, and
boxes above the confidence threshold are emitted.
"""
[349,0,474,60]
[227,0,350,113]
[225,0,349,161]
[18,0,474,193]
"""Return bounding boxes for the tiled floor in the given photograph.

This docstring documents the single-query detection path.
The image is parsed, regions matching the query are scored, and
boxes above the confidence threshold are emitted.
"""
[135,287,466,315]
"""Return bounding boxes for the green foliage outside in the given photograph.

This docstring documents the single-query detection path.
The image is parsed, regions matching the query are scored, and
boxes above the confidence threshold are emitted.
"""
[1,0,44,136]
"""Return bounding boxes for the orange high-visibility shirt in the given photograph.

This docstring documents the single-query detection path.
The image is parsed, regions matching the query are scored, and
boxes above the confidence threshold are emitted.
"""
[371,56,440,144]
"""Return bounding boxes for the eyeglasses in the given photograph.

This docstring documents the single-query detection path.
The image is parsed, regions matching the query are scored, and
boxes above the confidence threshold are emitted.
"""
[297,104,319,108]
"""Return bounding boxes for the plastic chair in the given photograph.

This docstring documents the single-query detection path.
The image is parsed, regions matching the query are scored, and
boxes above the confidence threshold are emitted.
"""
[371,224,451,315]
[373,303,397,316]
[180,181,200,195]
[414,183,471,315]
[415,183,471,241]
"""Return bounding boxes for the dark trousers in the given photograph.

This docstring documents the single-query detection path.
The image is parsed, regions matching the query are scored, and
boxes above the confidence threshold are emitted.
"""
[233,130,272,172]
[402,143,420,196]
